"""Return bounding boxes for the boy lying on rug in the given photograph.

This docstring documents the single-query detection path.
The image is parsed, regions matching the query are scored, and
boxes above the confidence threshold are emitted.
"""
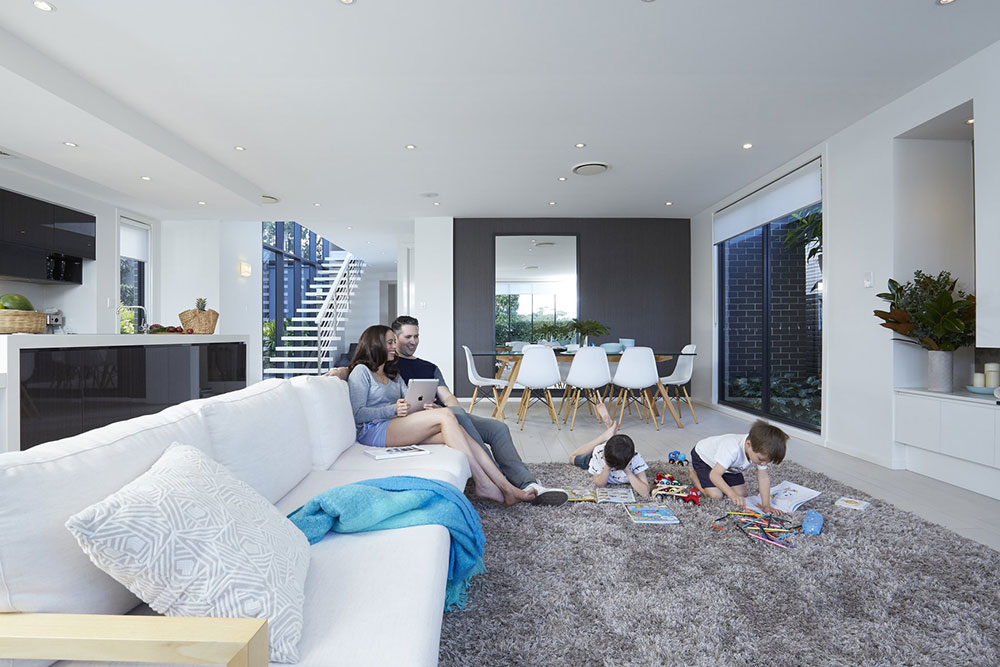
[568,403,650,497]
[688,420,788,513]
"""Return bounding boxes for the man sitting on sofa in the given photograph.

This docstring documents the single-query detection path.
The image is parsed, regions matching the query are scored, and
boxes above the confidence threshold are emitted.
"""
[390,315,569,507]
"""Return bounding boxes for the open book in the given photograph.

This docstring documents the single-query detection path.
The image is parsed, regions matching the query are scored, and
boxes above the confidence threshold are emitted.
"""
[624,504,679,524]
[363,445,429,460]
[563,487,637,503]
[746,481,820,513]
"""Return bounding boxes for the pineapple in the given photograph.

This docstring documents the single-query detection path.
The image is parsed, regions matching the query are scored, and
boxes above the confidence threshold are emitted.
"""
[196,298,207,311]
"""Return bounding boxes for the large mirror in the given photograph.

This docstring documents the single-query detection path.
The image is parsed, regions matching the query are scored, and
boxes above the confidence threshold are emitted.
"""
[495,235,577,345]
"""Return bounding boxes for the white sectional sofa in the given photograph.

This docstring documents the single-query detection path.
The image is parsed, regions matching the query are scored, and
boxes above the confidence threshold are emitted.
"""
[0,376,472,667]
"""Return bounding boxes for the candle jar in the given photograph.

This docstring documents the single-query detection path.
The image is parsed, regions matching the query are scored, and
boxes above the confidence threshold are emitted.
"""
[974,372,986,387]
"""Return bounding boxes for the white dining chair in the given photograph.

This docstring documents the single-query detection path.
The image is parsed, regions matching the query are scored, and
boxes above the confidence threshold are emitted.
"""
[561,347,612,430]
[658,343,697,424]
[609,346,660,430]
[463,345,509,418]
[513,345,562,431]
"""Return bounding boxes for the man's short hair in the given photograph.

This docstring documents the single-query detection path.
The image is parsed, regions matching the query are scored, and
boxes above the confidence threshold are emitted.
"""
[391,315,419,334]
[748,419,788,464]
[603,434,636,470]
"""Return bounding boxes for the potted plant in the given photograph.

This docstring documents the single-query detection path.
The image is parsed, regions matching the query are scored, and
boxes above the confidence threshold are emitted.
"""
[532,321,572,344]
[873,270,976,392]
[569,318,610,347]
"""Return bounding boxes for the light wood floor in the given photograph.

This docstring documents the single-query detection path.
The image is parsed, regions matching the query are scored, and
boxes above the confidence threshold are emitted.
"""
[464,396,1000,552]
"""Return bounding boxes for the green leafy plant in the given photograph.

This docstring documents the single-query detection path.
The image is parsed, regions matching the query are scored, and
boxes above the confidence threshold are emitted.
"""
[873,270,975,351]
[569,318,610,339]
[779,202,822,264]
[532,321,573,342]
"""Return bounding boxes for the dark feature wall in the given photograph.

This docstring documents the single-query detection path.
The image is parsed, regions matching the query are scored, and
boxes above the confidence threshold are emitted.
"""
[452,218,691,396]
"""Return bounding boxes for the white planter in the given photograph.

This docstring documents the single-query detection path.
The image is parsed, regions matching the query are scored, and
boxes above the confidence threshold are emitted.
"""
[926,350,954,393]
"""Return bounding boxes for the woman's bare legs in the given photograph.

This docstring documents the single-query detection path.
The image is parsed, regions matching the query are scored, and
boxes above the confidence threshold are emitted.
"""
[568,402,618,462]
[386,409,532,505]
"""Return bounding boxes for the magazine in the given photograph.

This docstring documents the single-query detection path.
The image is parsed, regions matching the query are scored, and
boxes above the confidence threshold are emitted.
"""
[746,481,820,513]
[564,488,597,502]
[624,504,679,524]
[835,496,871,511]
[595,486,636,504]
[363,445,429,460]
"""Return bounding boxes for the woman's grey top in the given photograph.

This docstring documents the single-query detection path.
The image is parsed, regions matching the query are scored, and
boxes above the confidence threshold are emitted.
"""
[348,364,406,429]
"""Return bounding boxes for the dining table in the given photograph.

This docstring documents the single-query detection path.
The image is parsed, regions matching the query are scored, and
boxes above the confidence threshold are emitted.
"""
[471,349,685,429]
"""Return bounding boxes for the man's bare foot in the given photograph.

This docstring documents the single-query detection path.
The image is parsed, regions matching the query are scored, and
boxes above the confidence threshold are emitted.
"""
[595,401,615,430]
[474,483,505,504]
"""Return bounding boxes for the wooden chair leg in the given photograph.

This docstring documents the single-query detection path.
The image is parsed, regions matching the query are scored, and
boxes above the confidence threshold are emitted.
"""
[518,390,532,431]
[562,388,578,424]
[683,385,698,423]
[492,386,506,421]
[570,389,583,430]
[616,389,627,427]
[544,389,561,429]
[644,389,660,431]
[469,386,480,413]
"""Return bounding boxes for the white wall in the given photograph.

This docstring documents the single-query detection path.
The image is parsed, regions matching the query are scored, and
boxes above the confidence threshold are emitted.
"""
[342,268,397,349]
[691,39,1000,469]
[0,168,127,333]
[219,221,263,384]
[413,218,454,386]
[158,220,221,327]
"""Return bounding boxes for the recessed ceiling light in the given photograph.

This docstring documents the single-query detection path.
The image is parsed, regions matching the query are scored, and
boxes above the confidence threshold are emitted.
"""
[405,144,417,150]
[63,141,78,148]
[33,1,55,11]
[233,145,246,151]
[140,176,152,181]
[261,194,280,204]
[313,203,321,207]
[548,201,557,206]
[664,201,673,206]
[346,226,352,230]
[340,0,355,4]
[742,143,753,150]
[557,177,566,182]
[366,241,372,245]
[433,202,440,206]
[197,201,207,206]
[574,143,586,149]
[937,0,955,5]
[966,118,975,125]
[524,265,539,270]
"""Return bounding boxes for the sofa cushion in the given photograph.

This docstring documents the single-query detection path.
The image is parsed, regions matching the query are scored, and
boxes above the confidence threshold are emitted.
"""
[65,444,311,664]
[202,379,312,503]
[288,375,357,470]
[0,402,213,620]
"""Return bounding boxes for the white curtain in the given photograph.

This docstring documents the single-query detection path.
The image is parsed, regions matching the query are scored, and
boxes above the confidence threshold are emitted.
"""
[713,159,821,245]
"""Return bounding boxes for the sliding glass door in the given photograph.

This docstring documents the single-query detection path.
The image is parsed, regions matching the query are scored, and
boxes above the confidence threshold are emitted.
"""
[718,202,822,431]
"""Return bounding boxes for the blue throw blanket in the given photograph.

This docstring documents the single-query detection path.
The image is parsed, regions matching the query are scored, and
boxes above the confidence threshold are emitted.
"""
[287,476,486,611]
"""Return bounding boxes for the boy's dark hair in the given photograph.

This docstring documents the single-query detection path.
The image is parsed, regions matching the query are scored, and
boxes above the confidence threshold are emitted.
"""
[748,419,787,464]
[603,434,636,470]
[391,315,419,334]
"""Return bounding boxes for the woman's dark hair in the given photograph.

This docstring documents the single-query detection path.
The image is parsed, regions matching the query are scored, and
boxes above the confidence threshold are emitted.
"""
[603,434,636,470]
[348,325,398,379]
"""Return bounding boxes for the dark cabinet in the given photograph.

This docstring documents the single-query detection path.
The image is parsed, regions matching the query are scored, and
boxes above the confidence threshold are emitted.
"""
[19,342,248,450]
[0,187,97,281]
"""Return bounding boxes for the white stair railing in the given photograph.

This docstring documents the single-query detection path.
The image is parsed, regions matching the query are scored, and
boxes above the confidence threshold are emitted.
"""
[315,253,365,372]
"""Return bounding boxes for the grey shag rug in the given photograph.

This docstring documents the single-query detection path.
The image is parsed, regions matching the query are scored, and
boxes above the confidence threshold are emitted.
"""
[439,461,1000,667]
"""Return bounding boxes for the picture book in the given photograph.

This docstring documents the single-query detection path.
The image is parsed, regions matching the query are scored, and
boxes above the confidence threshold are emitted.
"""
[746,481,820,513]
[595,486,636,504]
[564,488,597,502]
[835,496,871,511]
[624,504,680,525]
[363,445,429,460]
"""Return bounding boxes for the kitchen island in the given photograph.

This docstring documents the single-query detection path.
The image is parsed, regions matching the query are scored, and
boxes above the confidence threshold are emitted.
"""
[0,334,248,452]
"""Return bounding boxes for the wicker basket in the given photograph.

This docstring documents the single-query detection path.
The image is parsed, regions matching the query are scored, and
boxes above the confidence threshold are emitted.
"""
[0,310,46,334]
[178,308,219,334]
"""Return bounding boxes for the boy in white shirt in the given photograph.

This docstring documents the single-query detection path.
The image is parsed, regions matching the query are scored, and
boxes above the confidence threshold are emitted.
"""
[689,419,787,513]
[569,402,649,496]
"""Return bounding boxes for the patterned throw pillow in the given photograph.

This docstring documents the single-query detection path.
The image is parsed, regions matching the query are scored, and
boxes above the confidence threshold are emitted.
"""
[65,443,311,663]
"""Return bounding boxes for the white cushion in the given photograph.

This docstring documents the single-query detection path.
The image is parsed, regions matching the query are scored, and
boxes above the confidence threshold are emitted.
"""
[65,444,311,664]
[288,375,358,469]
[202,379,312,503]
[0,403,212,624]
[55,526,449,667]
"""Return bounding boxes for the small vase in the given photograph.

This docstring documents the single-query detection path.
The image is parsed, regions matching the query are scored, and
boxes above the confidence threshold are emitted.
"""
[926,350,954,393]
[581,335,589,347]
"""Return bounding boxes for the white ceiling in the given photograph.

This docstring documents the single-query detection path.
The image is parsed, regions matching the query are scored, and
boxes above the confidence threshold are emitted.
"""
[496,235,577,283]
[0,0,998,273]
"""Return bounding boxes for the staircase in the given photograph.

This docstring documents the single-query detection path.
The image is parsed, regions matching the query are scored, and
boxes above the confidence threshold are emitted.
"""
[264,251,366,377]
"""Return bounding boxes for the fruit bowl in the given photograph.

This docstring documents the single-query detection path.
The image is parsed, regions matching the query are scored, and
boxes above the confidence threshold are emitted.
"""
[0,310,45,334]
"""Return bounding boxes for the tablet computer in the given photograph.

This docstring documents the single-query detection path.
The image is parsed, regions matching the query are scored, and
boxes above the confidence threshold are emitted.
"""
[404,378,439,412]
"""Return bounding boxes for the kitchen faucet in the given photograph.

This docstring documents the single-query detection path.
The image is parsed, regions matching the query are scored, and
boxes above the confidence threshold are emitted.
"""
[117,305,148,334]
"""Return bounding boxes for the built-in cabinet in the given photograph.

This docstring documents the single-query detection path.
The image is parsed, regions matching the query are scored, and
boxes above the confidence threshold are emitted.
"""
[894,388,1000,499]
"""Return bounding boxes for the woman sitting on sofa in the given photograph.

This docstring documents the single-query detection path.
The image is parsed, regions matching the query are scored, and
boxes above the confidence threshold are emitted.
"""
[347,324,534,506]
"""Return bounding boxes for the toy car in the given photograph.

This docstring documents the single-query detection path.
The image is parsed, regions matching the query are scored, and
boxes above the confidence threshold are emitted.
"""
[668,450,688,466]
[654,472,676,484]
[682,488,701,505]
[651,482,701,506]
